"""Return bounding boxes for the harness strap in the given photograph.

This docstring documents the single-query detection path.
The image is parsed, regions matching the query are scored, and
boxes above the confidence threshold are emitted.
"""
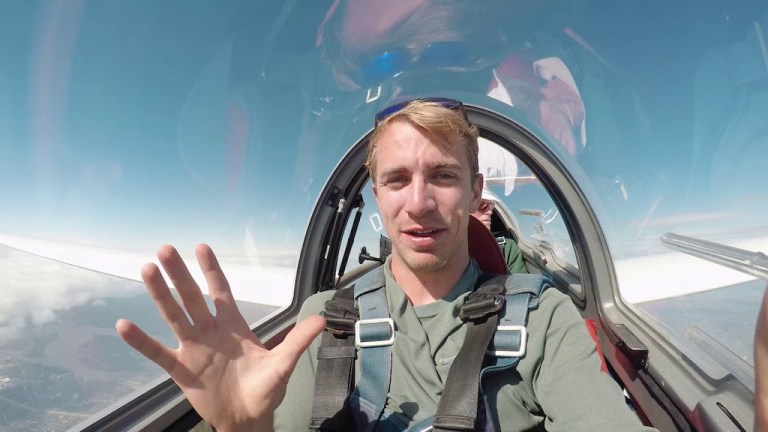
[433,312,500,431]
[432,274,507,431]
[479,274,550,427]
[310,270,551,432]
[483,273,547,373]
[433,274,506,431]
[352,271,393,427]
[433,274,550,431]
[310,288,357,431]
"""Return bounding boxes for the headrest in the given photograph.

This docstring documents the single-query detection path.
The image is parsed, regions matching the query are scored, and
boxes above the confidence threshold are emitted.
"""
[467,216,509,275]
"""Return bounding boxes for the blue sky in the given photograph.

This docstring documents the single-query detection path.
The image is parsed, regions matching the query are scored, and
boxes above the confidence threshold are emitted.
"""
[0,2,344,255]
[1,0,767,259]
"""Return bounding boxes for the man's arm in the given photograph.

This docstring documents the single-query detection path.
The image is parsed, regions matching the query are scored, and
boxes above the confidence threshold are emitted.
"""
[502,237,527,274]
[116,244,325,432]
[530,289,657,432]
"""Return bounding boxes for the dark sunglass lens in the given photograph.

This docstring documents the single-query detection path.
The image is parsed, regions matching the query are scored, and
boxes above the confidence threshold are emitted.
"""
[360,51,406,87]
[428,97,468,123]
[375,100,409,125]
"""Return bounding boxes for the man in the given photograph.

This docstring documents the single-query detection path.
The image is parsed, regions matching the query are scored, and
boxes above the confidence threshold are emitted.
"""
[471,187,527,274]
[117,99,655,431]
[474,137,527,274]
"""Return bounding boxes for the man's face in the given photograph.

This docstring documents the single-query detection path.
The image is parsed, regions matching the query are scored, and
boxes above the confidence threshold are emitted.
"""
[471,199,495,230]
[372,120,482,274]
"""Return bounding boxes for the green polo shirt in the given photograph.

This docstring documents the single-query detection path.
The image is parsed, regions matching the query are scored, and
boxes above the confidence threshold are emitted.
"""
[274,258,656,431]
[503,236,527,274]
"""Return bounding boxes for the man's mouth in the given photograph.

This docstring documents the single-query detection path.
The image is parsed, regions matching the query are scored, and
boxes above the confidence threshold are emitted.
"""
[401,228,445,249]
[406,228,440,237]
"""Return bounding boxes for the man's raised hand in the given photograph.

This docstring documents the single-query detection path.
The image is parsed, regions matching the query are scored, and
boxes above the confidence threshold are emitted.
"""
[116,244,325,432]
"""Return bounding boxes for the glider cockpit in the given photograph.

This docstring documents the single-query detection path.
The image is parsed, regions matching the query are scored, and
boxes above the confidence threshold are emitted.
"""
[0,1,766,431]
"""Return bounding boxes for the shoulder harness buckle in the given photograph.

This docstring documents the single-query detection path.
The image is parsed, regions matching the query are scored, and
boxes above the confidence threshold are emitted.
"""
[322,297,358,336]
[355,318,395,347]
[458,275,507,322]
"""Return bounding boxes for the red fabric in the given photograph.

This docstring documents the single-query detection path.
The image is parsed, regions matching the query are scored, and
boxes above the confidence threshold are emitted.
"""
[584,319,608,373]
[467,216,509,275]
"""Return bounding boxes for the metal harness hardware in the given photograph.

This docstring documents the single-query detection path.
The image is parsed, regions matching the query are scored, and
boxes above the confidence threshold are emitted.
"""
[322,297,358,336]
[489,325,527,357]
[458,276,507,322]
[355,318,396,348]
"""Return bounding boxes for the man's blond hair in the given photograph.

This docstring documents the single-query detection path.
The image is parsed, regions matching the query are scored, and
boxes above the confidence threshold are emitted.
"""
[366,100,479,182]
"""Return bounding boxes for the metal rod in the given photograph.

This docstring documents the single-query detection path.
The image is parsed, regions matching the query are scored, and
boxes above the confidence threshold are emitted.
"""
[661,232,768,280]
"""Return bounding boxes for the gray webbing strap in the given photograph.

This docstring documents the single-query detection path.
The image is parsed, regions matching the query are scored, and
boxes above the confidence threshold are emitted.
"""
[309,288,356,431]
[433,312,500,430]
[432,274,505,431]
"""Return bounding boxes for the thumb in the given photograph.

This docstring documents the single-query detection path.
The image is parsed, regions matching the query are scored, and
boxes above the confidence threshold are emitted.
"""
[272,315,326,369]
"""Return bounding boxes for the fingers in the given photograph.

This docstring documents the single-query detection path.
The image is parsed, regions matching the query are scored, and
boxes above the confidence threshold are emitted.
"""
[272,315,326,375]
[195,244,239,316]
[142,262,194,339]
[116,319,178,373]
[157,245,214,327]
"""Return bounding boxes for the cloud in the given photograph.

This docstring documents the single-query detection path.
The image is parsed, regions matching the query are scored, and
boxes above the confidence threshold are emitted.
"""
[0,231,296,327]
[0,246,142,342]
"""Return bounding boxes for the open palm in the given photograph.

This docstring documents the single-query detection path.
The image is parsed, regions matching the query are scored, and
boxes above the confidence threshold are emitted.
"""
[116,244,325,432]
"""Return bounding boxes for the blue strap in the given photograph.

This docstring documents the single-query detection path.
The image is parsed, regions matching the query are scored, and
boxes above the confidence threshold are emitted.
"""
[503,273,548,306]
[483,274,548,373]
[482,291,530,373]
[479,274,551,426]
[369,410,437,432]
[352,270,393,426]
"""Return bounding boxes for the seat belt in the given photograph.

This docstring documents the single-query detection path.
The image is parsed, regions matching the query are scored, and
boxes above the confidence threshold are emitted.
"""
[432,274,506,431]
[309,287,357,430]
[310,269,391,431]
[310,270,550,432]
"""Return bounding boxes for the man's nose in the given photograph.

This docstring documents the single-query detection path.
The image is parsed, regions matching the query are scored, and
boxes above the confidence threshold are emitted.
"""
[404,180,436,217]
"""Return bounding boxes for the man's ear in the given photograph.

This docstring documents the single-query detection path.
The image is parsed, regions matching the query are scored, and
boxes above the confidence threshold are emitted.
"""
[471,173,483,211]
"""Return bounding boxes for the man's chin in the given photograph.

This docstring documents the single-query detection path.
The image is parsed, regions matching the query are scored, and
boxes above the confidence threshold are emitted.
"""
[399,253,447,273]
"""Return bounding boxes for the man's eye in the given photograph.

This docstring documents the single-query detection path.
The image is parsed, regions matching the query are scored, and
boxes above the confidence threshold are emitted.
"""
[434,172,458,182]
[385,176,407,186]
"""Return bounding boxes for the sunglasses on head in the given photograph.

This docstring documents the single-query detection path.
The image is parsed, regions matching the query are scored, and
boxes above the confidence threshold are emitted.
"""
[357,41,472,87]
[374,97,469,127]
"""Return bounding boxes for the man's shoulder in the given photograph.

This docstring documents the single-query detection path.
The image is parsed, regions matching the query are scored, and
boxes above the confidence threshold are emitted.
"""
[297,267,387,320]
[297,289,337,320]
[537,283,574,307]
[523,281,591,350]
[505,275,581,329]
[533,282,580,318]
